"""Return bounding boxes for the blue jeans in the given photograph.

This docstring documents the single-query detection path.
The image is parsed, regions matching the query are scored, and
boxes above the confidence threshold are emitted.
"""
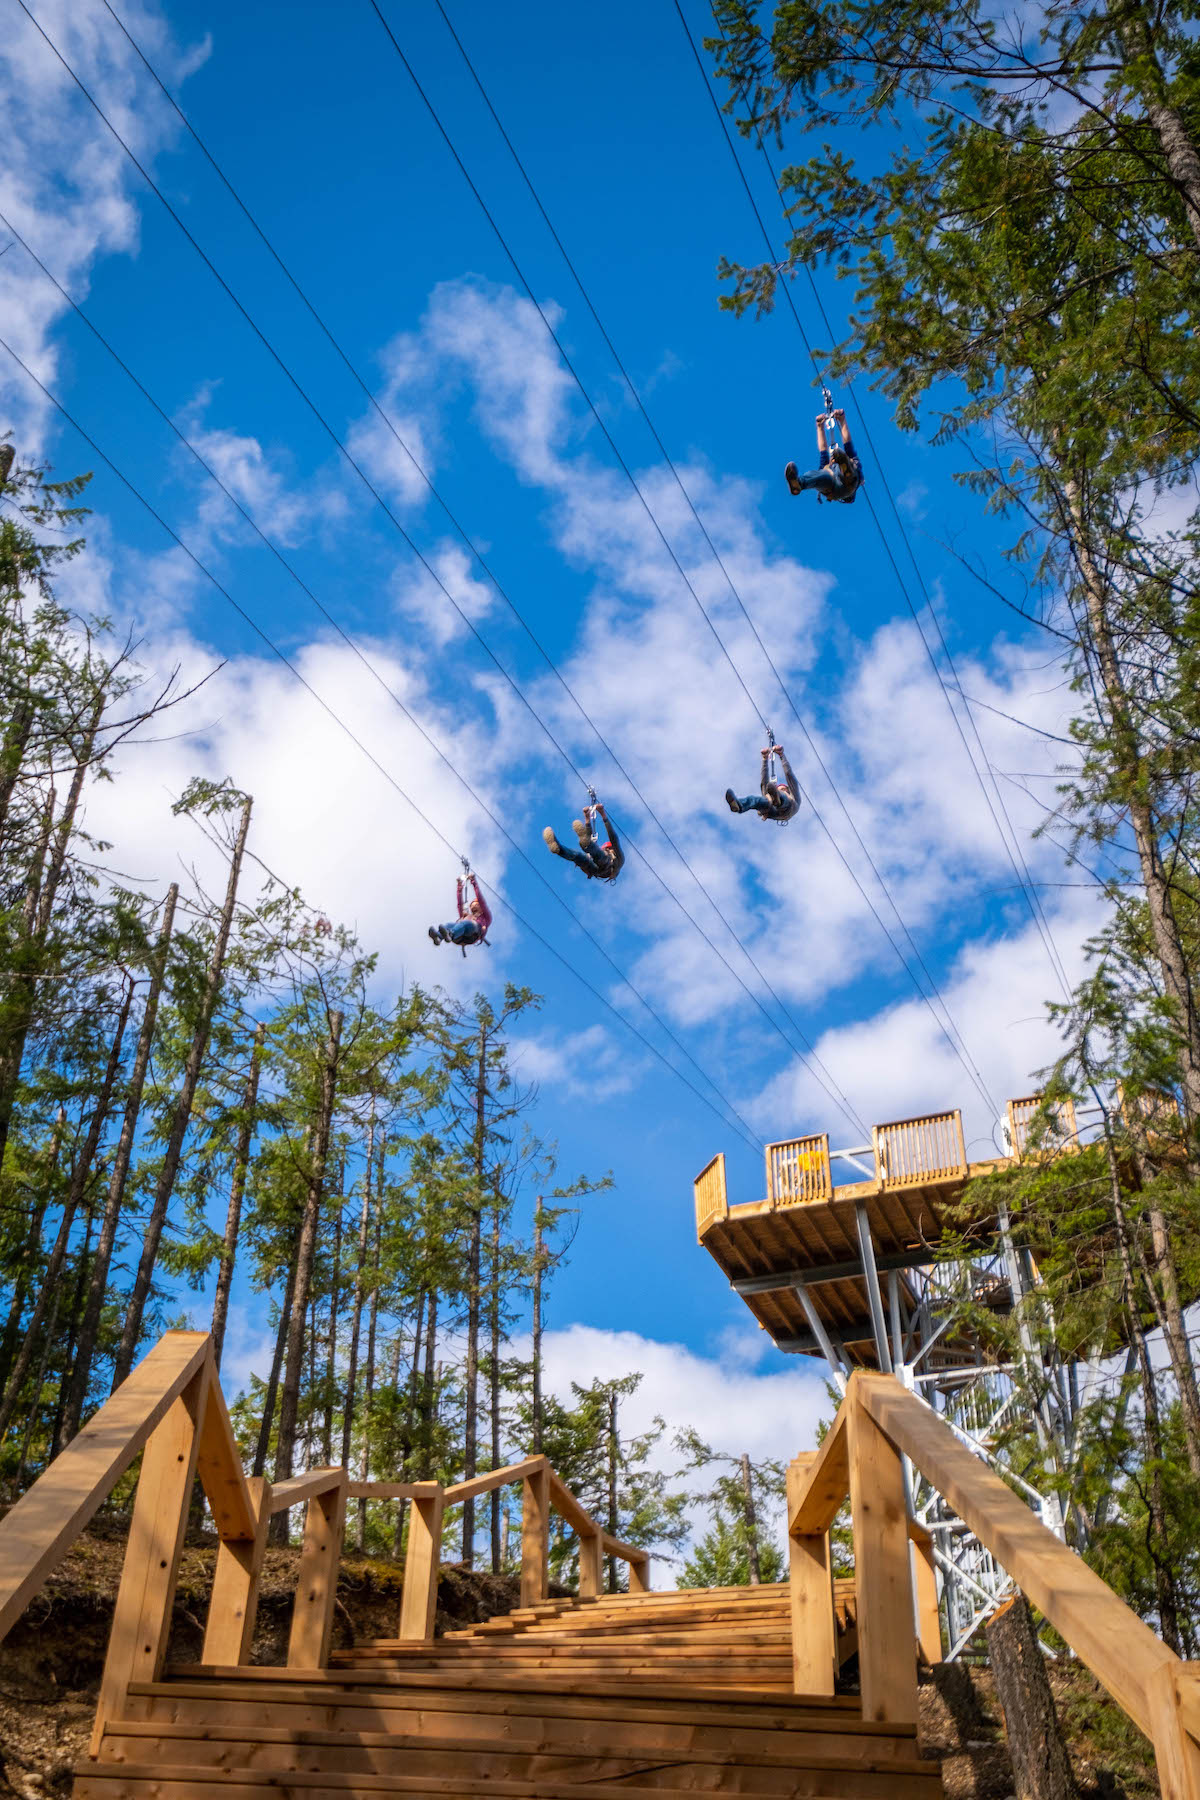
[735,794,773,815]
[563,841,612,877]
[794,466,845,500]
[444,919,482,945]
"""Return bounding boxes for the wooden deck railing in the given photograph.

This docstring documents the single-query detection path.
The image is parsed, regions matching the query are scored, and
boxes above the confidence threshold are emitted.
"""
[766,1134,831,1205]
[788,1370,1200,1800]
[874,1110,967,1187]
[0,1331,651,1762]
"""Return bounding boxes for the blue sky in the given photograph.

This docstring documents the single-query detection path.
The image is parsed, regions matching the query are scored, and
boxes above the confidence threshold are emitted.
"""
[0,0,1096,1459]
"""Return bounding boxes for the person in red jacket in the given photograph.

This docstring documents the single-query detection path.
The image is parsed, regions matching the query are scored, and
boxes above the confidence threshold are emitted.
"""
[428,874,491,950]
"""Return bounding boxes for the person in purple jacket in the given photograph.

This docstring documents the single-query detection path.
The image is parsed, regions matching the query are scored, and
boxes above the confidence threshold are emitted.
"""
[785,406,863,505]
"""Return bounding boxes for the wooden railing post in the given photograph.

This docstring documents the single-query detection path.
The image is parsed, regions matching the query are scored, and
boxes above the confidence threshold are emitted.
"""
[910,1522,941,1666]
[847,1381,918,1727]
[1148,1664,1200,1800]
[628,1552,651,1593]
[578,1528,603,1599]
[286,1472,348,1669]
[89,1366,208,1754]
[521,1463,550,1607]
[398,1482,444,1640]
[786,1452,836,1697]
[203,1475,270,1667]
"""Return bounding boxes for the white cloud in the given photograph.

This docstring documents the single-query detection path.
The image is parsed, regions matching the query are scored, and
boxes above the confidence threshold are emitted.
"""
[509,1022,644,1102]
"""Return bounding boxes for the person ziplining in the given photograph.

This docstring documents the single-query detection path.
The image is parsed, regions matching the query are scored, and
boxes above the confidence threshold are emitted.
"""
[543,795,625,882]
[785,398,863,506]
[429,865,492,951]
[725,738,800,823]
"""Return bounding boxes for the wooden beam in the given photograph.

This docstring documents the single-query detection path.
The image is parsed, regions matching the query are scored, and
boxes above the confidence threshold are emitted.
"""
[857,1372,1177,1738]
[286,1472,348,1669]
[269,1467,345,1515]
[847,1384,918,1728]
[787,1410,849,1536]
[346,1481,439,1501]
[911,1534,941,1665]
[397,1486,444,1641]
[785,1454,836,1697]
[520,1465,551,1608]
[1156,1666,1200,1800]
[627,1553,651,1594]
[194,1364,255,1541]
[202,1476,270,1667]
[0,1330,210,1646]
[89,1367,208,1755]
[444,1456,547,1505]
[577,1530,603,1601]
[547,1471,601,1540]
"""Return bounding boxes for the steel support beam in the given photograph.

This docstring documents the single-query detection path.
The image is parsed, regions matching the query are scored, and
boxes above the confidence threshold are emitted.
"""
[732,1245,933,1297]
[854,1200,893,1373]
[790,1287,850,1391]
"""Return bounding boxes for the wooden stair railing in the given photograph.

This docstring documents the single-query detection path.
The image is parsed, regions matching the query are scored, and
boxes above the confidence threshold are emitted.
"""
[789,1369,1200,1800]
[0,1330,652,1768]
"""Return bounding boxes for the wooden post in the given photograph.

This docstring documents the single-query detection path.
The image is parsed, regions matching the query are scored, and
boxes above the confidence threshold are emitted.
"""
[628,1553,651,1594]
[786,1453,836,1697]
[286,1473,348,1669]
[520,1464,550,1607]
[1148,1663,1200,1800]
[89,1371,208,1754]
[397,1483,443,1641]
[202,1476,270,1667]
[578,1529,602,1600]
[911,1526,941,1665]
[847,1385,918,1727]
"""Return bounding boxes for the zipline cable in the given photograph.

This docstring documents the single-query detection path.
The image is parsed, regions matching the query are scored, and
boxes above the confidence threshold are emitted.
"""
[0,334,766,1156]
[381,0,1000,1119]
[683,0,1074,1004]
[2,209,867,1140]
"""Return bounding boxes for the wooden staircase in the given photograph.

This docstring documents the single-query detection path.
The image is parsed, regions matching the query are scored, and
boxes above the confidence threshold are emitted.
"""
[77,1584,941,1799]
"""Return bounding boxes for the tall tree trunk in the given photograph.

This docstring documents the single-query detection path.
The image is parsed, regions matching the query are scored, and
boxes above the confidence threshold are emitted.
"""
[341,1118,375,1471]
[1145,1203,1200,1476]
[1121,11,1200,254]
[271,1008,343,1539]
[394,1289,427,1557]
[489,1194,503,1575]
[0,695,102,1171]
[420,1286,438,1479]
[60,886,179,1444]
[253,1239,299,1480]
[461,1024,488,1568]
[323,1167,342,1467]
[740,1453,761,1585]
[606,1387,620,1595]
[51,1198,96,1457]
[0,1106,64,1396]
[0,981,132,1442]
[355,1200,383,1552]
[113,795,253,1386]
[211,1019,264,1370]
[1062,476,1200,1137]
[531,1205,544,1455]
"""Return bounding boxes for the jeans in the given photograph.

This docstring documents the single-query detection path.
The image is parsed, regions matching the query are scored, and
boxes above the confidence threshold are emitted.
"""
[795,466,846,500]
[564,842,612,877]
[735,794,773,815]
[444,919,482,946]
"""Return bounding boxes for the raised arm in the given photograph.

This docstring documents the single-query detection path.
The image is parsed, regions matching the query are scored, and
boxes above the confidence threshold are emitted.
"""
[455,877,465,918]
[760,749,773,798]
[815,411,829,456]
[778,751,801,808]
[470,875,492,933]
[833,408,856,460]
[598,806,624,872]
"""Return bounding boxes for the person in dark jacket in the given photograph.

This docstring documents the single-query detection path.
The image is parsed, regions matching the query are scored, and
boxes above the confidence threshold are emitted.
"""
[429,874,492,948]
[543,803,625,881]
[785,407,863,504]
[725,746,801,822]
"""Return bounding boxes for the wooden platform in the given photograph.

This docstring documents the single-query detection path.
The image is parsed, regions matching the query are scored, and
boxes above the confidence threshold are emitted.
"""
[694,1107,1017,1368]
[79,1585,943,1800]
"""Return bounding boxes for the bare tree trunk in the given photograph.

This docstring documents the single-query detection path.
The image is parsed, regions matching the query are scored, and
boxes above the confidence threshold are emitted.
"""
[0,982,132,1441]
[211,1019,264,1370]
[1145,1203,1200,1476]
[253,1240,298,1481]
[355,1200,383,1553]
[113,796,253,1386]
[531,1205,544,1455]
[60,886,179,1443]
[607,1387,619,1595]
[323,1168,342,1467]
[0,1107,64,1395]
[462,1025,488,1569]
[1121,11,1200,254]
[986,1594,1079,1800]
[51,1198,96,1457]
[740,1453,761,1585]
[271,1008,343,1538]
[420,1286,438,1480]
[489,1195,503,1574]
[342,1117,375,1471]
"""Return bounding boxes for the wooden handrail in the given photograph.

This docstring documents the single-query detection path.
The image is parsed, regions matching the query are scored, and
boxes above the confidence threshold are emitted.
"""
[788,1370,1200,1800]
[268,1466,345,1514]
[443,1455,548,1503]
[0,1329,211,1644]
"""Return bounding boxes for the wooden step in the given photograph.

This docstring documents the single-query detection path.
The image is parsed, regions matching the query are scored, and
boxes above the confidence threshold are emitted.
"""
[93,1724,941,1795]
[79,1769,939,1800]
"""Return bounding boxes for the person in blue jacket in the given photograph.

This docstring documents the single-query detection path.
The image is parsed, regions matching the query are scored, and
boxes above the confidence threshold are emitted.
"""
[785,407,863,504]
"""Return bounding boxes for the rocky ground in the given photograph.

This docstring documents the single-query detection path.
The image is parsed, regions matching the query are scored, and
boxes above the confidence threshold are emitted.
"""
[0,1525,1161,1800]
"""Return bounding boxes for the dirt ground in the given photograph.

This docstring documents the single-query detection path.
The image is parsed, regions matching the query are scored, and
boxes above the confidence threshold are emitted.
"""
[0,1529,1162,1800]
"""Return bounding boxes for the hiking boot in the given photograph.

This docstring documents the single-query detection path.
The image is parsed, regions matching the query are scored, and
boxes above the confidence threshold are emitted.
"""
[543,826,565,856]
[438,925,451,942]
[725,789,741,813]
[785,461,802,496]
[428,926,440,945]
[572,818,592,847]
